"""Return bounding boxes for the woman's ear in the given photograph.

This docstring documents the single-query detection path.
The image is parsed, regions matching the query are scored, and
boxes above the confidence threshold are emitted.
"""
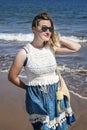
[32,26,36,32]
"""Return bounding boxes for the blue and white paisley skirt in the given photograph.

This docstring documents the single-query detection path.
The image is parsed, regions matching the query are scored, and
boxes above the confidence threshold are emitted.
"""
[25,82,76,130]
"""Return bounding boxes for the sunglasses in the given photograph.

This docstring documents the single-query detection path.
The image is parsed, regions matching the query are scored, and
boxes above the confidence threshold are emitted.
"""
[41,26,53,32]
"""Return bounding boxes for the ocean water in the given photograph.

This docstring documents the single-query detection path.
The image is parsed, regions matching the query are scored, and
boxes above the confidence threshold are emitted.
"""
[0,0,87,97]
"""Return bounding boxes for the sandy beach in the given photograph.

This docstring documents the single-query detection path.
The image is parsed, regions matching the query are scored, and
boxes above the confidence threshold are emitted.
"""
[0,72,87,130]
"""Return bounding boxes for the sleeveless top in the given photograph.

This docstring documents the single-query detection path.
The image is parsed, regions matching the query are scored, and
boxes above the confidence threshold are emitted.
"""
[24,43,59,86]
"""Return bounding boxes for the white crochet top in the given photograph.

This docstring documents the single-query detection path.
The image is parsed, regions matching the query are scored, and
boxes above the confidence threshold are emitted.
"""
[24,43,59,86]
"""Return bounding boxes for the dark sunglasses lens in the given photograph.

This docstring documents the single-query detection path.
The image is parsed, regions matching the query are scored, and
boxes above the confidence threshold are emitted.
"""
[42,26,48,32]
[49,27,53,32]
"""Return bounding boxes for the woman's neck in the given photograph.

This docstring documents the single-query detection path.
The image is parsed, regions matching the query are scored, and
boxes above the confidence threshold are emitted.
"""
[32,39,45,49]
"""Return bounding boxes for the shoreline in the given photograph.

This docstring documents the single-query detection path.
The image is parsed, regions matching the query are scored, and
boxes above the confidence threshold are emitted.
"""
[70,91,87,100]
[0,72,87,130]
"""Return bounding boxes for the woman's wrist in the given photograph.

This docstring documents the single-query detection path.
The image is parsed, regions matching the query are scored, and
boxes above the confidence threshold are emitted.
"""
[20,80,26,90]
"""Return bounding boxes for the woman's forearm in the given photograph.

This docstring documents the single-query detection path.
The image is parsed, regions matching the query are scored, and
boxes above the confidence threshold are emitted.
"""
[8,75,26,90]
[59,37,81,52]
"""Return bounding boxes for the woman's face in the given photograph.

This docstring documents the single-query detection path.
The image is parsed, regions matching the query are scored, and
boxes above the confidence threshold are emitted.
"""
[33,20,53,42]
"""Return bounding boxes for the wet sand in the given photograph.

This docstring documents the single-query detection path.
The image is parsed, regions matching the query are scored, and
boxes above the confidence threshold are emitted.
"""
[0,72,87,130]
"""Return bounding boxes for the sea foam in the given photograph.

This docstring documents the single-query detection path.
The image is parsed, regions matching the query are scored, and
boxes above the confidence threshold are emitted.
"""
[0,33,87,43]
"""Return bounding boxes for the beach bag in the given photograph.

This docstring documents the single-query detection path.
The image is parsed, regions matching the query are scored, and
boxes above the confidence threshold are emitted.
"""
[56,65,70,112]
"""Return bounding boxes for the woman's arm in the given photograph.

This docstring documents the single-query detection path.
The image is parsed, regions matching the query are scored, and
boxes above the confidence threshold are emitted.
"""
[8,49,27,90]
[54,37,81,54]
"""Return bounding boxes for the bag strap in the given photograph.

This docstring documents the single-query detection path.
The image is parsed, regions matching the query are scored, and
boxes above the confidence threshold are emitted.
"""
[22,47,29,66]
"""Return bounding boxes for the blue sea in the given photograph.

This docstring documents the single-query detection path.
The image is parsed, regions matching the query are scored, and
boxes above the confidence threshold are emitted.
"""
[0,0,87,97]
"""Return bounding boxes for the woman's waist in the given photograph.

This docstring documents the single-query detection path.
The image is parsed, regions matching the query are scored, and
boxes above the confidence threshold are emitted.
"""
[26,72,59,86]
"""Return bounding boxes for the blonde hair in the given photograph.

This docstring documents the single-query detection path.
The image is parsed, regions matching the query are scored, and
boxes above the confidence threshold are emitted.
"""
[32,12,61,48]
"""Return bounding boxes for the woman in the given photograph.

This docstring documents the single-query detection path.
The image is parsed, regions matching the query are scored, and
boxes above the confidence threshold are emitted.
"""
[8,12,81,130]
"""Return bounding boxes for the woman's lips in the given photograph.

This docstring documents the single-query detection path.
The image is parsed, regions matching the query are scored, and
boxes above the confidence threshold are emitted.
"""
[44,33,50,38]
